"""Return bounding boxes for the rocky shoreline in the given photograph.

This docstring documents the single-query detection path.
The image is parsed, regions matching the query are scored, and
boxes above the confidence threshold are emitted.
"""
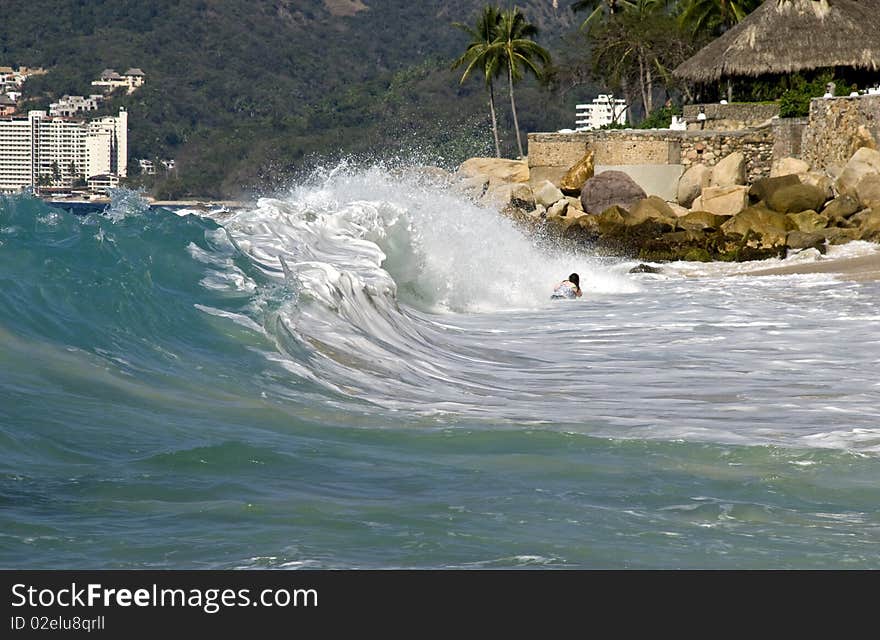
[449,145,880,264]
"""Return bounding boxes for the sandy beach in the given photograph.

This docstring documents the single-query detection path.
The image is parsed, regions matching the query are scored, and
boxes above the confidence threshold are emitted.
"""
[748,251,880,281]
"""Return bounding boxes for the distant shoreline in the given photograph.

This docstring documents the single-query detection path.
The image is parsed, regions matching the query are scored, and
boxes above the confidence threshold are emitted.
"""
[147,199,252,209]
[40,196,253,210]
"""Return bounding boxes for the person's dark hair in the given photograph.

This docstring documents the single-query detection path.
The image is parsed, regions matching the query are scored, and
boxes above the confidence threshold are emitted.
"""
[568,273,579,288]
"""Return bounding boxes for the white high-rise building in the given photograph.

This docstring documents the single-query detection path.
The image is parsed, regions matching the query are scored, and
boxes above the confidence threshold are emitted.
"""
[0,116,33,191]
[0,108,127,193]
[575,95,628,131]
[89,109,127,178]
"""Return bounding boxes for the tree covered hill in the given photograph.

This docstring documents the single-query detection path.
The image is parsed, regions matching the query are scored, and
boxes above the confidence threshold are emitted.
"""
[0,0,585,198]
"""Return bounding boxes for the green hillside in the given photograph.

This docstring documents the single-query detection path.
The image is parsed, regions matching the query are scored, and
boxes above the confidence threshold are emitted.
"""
[0,0,590,198]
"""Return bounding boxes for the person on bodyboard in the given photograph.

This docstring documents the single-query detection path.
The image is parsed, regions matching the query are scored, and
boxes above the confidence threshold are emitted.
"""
[551,273,582,300]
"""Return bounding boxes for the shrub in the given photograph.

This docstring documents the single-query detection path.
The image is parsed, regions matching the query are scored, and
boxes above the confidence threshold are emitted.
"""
[778,72,853,118]
[637,104,681,129]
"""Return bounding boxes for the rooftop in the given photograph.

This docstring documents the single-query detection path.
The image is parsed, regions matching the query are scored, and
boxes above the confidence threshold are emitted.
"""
[675,0,880,83]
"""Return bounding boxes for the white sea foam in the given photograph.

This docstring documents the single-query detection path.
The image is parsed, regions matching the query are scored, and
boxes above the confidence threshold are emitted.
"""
[223,166,636,314]
[192,165,880,453]
[658,241,880,279]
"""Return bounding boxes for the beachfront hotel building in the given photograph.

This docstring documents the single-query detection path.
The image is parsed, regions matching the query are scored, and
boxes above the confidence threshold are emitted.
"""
[87,173,120,194]
[575,95,628,131]
[0,109,127,193]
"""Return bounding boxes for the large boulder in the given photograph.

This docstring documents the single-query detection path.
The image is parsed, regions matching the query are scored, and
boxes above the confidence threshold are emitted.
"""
[721,205,798,247]
[821,195,861,223]
[559,209,593,234]
[565,196,584,212]
[770,157,810,177]
[709,152,746,187]
[856,174,880,209]
[561,214,601,243]
[836,147,880,198]
[559,150,595,195]
[481,182,535,210]
[749,174,801,203]
[787,210,829,233]
[533,180,565,208]
[580,170,647,214]
[626,197,676,227]
[851,208,880,240]
[819,227,862,245]
[545,199,569,221]
[637,228,720,263]
[565,208,590,222]
[677,163,711,207]
[798,172,835,201]
[457,157,529,187]
[455,175,489,201]
[594,204,627,228]
[677,210,730,232]
[666,202,691,218]
[641,196,675,217]
[786,231,826,252]
[697,185,750,216]
[765,183,827,214]
[853,125,877,152]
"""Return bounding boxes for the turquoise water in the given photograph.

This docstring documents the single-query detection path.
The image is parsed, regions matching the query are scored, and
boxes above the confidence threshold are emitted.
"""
[2,179,879,569]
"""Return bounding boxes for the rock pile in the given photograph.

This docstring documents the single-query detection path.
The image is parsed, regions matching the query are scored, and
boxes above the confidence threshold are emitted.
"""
[453,147,880,262]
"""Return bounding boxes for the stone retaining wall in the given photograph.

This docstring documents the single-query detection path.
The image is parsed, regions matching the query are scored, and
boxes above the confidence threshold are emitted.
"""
[527,133,590,170]
[528,96,880,192]
[683,103,779,131]
[801,95,880,173]
[528,128,775,188]
[678,130,774,183]
[772,117,808,161]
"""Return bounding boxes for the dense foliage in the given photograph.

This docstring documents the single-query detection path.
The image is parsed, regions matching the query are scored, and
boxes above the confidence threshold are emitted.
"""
[0,0,848,197]
[777,71,857,118]
[0,0,581,198]
[584,0,697,121]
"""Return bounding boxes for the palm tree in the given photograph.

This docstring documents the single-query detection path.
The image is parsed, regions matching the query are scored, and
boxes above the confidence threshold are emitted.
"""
[571,0,640,123]
[678,0,761,101]
[590,0,683,118]
[678,0,761,36]
[492,7,551,159]
[451,6,505,158]
[571,0,636,30]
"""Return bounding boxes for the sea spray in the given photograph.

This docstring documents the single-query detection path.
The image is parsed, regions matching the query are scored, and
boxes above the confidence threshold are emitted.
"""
[210,164,642,411]
[226,163,637,314]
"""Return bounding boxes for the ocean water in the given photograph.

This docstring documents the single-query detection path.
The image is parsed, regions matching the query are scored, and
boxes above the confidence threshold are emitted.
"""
[2,168,879,569]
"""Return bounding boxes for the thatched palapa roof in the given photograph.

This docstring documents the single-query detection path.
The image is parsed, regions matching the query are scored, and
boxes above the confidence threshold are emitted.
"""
[674,0,880,83]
